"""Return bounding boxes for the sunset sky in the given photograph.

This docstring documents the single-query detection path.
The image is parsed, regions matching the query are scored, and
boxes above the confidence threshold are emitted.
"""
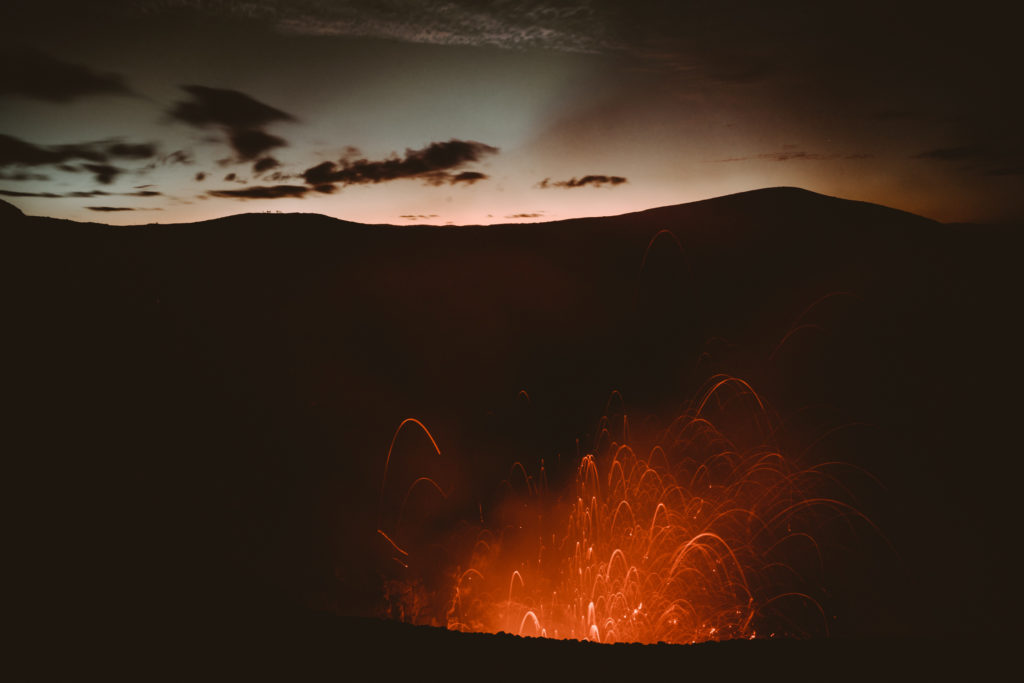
[2,1,1020,225]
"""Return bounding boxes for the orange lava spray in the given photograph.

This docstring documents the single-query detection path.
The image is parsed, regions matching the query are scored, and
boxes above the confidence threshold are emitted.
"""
[378,376,880,644]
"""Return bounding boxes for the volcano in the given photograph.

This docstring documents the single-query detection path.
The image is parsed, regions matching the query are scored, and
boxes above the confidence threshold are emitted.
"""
[7,189,1020,675]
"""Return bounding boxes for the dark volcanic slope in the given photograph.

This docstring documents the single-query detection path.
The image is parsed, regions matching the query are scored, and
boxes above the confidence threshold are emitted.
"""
[242,615,1006,681]
[6,189,1022,649]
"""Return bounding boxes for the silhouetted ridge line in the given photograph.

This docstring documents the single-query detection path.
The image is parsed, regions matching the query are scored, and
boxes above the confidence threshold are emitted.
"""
[1,198,24,219]
[2,187,937,229]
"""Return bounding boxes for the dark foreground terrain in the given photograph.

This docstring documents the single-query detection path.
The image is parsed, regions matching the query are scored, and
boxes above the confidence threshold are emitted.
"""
[6,188,1022,673]
[291,616,1006,681]
[27,611,1013,680]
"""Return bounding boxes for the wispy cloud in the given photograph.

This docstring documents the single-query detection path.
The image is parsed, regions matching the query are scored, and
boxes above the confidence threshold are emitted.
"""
[303,139,497,191]
[168,85,295,167]
[713,149,872,163]
[537,174,627,189]
[0,49,134,102]
[0,133,158,184]
[207,184,312,199]
[0,188,162,198]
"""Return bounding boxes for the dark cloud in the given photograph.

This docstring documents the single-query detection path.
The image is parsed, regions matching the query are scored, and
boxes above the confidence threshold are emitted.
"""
[419,171,453,186]
[0,170,49,181]
[0,133,72,166]
[163,150,194,165]
[253,156,281,174]
[51,1,600,53]
[144,1,927,91]
[86,206,135,212]
[0,189,61,198]
[168,85,294,161]
[137,149,184,174]
[0,49,133,102]
[229,129,286,161]
[506,212,544,218]
[912,147,986,162]
[65,190,111,197]
[195,172,207,182]
[169,85,295,130]
[0,134,157,185]
[107,142,157,159]
[766,152,823,161]
[400,214,440,221]
[207,184,309,199]
[49,143,106,163]
[36,0,1009,90]
[301,162,337,186]
[302,139,498,190]
[224,173,237,182]
[239,1,604,52]
[0,188,161,199]
[450,171,488,184]
[82,163,124,184]
[537,174,627,189]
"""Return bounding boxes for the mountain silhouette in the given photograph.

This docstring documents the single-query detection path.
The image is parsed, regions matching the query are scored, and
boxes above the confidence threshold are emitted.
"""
[1,197,23,220]
[8,188,1021,672]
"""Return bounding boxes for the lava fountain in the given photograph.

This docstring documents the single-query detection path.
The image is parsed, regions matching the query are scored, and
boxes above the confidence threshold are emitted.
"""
[376,376,880,644]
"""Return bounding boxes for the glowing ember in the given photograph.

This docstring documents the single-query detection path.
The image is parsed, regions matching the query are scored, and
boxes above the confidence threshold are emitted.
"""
[376,376,878,644]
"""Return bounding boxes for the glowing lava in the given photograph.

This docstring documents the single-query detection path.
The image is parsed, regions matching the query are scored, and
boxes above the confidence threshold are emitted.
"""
[377,376,877,644]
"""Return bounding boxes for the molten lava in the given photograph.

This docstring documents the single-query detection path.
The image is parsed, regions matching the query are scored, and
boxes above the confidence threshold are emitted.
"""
[377,376,876,644]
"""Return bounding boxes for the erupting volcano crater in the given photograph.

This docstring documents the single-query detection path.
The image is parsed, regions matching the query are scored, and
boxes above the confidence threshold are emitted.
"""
[376,377,882,644]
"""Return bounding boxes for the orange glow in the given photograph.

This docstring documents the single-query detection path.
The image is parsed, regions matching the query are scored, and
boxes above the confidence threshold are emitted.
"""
[376,376,879,643]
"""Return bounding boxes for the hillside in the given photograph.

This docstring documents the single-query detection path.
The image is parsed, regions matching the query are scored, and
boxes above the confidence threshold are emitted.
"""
[7,188,1022,664]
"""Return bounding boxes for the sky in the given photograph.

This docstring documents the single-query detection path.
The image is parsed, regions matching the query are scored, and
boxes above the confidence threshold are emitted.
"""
[1,0,1021,226]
